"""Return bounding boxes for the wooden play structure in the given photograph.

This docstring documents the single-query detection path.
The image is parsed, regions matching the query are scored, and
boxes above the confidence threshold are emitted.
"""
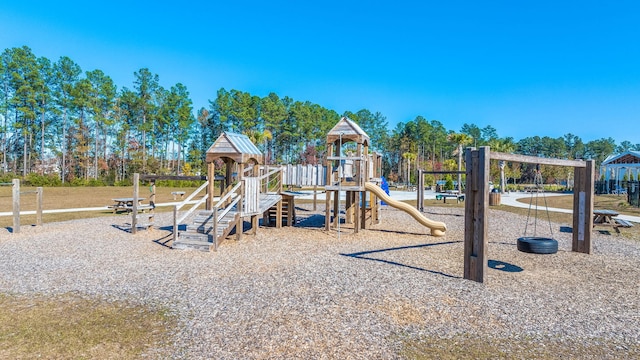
[463,147,595,283]
[169,132,286,251]
[1,179,43,233]
[324,117,380,232]
[324,117,446,236]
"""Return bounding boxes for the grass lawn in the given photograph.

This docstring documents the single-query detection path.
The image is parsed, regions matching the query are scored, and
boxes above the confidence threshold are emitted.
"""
[0,185,201,228]
[0,294,175,359]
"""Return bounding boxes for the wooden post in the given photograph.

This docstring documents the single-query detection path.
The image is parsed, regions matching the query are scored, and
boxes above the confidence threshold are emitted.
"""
[313,184,318,211]
[573,160,594,253]
[464,147,489,283]
[333,190,340,229]
[360,191,367,230]
[207,162,215,210]
[12,179,19,234]
[36,187,43,226]
[325,142,334,231]
[132,173,139,234]
[173,206,178,243]
[237,181,243,241]
[345,191,353,224]
[354,191,360,233]
[325,190,332,231]
[213,206,219,250]
[417,169,424,211]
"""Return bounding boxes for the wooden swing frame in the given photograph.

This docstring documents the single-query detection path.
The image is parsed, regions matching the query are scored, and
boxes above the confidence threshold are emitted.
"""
[464,147,595,283]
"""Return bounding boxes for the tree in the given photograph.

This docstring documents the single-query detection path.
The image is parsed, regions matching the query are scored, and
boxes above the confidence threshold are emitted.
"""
[86,69,116,179]
[460,123,481,147]
[133,68,159,171]
[447,132,471,191]
[488,137,515,193]
[53,56,81,182]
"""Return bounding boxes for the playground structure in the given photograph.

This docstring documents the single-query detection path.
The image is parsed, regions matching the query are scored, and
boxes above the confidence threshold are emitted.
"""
[135,118,449,250]
[324,117,446,236]
[1,179,43,233]
[463,147,595,283]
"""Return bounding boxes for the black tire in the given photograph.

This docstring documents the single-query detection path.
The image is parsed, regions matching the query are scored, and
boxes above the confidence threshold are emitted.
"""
[517,237,558,254]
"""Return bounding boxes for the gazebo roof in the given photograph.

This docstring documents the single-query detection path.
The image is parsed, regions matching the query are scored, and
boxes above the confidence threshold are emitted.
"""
[602,151,640,166]
[326,117,370,145]
[206,132,263,164]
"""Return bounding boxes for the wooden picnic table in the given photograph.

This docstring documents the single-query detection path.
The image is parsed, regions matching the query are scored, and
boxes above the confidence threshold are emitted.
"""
[435,192,465,203]
[109,197,147,213]
[593,209,634,233]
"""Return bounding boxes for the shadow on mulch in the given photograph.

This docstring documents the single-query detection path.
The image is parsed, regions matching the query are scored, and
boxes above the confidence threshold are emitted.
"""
[488,259,523,272]
[340,241,462,278]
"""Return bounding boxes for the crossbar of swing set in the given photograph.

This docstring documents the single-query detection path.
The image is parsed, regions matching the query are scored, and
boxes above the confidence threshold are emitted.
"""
[419,171,465,174]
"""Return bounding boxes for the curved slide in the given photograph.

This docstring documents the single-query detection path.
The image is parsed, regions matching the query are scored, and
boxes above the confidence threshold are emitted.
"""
[364,182,447,236]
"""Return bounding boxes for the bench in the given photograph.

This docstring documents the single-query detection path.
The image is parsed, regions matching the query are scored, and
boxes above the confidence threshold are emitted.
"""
[614,218,634,228]
[435,194,465,203]
[171,191,186,200]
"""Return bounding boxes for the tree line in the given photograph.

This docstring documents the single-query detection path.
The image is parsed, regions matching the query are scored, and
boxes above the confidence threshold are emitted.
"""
[2,45,638,186]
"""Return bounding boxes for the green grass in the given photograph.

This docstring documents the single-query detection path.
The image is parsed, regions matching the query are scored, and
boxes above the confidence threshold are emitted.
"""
[0,294,176,359]
[399,335,640,359]
[0,186,201,227]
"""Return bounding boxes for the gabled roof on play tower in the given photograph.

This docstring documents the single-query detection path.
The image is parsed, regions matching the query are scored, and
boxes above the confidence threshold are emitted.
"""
[206,132,263,164]
[326,117,370,145]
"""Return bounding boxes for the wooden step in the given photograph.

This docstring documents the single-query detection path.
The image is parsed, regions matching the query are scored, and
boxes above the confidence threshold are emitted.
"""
[178,232,211,242]
[172,238,213,252]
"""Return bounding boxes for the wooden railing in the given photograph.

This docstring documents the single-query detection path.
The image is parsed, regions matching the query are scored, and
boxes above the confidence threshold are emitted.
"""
[211,181,243,250]
[258,166,282,194]
[172,180,209,242]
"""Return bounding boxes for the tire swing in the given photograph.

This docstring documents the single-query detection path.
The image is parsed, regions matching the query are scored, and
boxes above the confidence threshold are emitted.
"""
[517,164,558,254]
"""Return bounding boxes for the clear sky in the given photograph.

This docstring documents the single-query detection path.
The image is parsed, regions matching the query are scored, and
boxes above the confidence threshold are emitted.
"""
[2,1,639,145]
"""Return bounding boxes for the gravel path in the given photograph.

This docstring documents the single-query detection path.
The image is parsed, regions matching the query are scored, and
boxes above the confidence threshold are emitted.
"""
[1,204,639,359]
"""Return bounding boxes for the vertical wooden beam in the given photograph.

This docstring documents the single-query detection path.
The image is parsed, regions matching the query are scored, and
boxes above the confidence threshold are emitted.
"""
[313,184,318,211]
[360,191,367,229]
[573,160,594,253]
[132,173,139,234]
[12,179,20,234]
[36,187,43,226]
[417,169,424,211]
[464,147,489,283]
[325,143,334,231]
[237,181,243,241]
[207,162,215,210]
[333,190,340,229]
[325,190,332,231]
[354,191,360,233]
[345,191,353,224]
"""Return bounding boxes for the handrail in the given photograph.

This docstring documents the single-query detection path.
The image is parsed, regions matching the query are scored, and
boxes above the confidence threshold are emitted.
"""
[216,181,242,208]
[172,180,209,242]
[257,167,280,181]
[175,180,209,211]
[176,196,208,225]
[216,195,241,222]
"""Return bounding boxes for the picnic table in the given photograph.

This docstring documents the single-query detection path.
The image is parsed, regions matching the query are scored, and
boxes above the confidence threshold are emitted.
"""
[171,191,186,200]
[593,209,634,233]
[435,191,465,203]
[109,197,150,213]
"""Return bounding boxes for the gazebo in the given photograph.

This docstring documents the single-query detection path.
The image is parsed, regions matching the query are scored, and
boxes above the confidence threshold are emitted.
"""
[600,150,640,193]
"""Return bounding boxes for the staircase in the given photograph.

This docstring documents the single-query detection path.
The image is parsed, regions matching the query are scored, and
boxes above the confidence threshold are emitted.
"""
[172,209,240,252]
[170,179,243,252]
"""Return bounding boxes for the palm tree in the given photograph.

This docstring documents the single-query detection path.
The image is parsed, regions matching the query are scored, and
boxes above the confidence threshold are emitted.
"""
[447,133,472,192]
[402,152,417,186]
[245,129,273,163]
[489,137,516,193]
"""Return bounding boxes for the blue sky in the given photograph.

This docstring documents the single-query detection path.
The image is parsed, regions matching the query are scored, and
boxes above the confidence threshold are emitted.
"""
[2,1,639,145]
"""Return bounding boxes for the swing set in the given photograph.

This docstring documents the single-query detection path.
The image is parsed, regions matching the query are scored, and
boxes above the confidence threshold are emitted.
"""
[464,147,595,283]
